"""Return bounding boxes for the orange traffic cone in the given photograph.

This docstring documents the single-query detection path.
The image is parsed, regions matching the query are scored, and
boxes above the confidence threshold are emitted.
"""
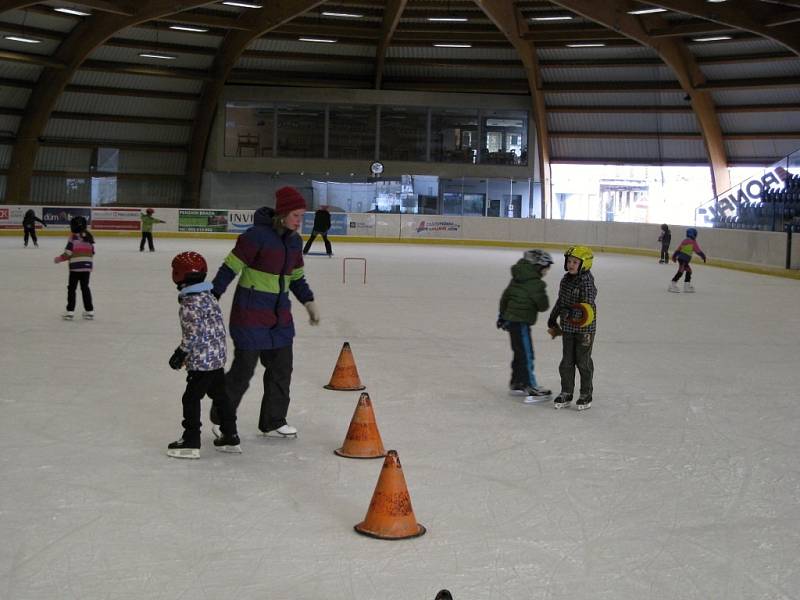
[335,393,386,459]
[324,342,365,391]
[354,450,426,540]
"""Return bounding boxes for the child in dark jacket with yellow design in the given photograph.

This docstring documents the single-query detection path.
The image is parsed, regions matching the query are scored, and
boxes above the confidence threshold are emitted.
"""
[497,249,553,403]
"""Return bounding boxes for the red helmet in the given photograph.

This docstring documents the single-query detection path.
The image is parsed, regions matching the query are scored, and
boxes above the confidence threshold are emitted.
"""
[146,208,154,214]
[171,251,207,284]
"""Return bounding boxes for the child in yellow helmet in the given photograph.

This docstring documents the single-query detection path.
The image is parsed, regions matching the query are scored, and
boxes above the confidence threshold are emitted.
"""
[547,246,597,411]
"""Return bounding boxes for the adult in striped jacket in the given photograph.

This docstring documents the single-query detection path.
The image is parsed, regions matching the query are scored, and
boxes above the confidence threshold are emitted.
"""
[212,187,320,439]
[53,215,95,320]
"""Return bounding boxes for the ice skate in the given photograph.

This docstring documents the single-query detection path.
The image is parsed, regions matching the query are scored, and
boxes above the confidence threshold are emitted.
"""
[553,393,573,409]
[508,383,528,396]
[668,281,680,293]
[683,282,695,293]
[62,311,75,320]
[523,385,552,403]
[82,311,94,320]
[576,395,592,411]
[34,242,39,248]
[213,433,242,454]
[167,438,200,459]
[262,424,297,439]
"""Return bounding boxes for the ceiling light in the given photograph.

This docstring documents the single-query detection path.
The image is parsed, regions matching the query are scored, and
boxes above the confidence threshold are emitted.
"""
[53,7,91,16]
[530,15,573,21]
[298,37,337,43]
[139,52,177,60]
[4,35,41,44]
[169,25,209,32]
[433,43,472,48]
[566,43,606,47]
[692,35,732,42]
[221,1,262,7]
[628,8,668,14]
[427,17,468,22]
[321,11,363,18]
[706,1,727,3]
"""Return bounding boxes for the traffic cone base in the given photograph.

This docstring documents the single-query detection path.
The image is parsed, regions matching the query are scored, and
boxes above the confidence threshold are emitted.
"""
[325,341,365,391]
[335,393,386,459]
[353,450,426,540]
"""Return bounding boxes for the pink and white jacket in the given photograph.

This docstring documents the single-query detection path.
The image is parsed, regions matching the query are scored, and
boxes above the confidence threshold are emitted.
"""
[54,233,94,272]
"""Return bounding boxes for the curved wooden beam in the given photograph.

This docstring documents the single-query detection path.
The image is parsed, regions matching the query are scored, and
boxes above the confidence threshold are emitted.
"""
[642,0,800,57]
[183,0,326,207]
[374,0,408,89]
[549,0,730,196]
[4,0,217,203]
[474,0,553,215]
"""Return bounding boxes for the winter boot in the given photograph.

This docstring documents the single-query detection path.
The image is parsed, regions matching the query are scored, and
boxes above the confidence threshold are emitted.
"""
[167,437,200,459]
[62,311,75,320]
[668,281,680,293]
[213,433,242,454]
[576,395,593,411]
[262,424,298,439]
[523,385,552,403]
[553,393,573,409]
[683,282,695,293]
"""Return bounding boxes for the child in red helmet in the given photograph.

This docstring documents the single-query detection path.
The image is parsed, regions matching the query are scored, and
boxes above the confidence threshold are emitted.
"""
[140,208,165,252]
[167,251,241,459]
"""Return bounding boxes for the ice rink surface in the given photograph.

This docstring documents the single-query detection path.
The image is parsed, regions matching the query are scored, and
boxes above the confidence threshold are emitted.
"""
[1,235,799,600]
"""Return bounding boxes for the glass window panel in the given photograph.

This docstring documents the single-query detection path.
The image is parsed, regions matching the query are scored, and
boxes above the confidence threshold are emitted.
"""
[329,105,377,160]
[480,110,528,165]
[431,109,478,164]
[277,105,325,158]
[380,106,427,162]
[225,103,274,158]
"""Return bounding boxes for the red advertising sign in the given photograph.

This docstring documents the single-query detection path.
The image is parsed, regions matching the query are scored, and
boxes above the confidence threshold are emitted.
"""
[90,208,141,231]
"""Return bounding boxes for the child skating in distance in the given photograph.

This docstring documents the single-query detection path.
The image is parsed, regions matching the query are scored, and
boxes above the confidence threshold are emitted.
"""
[167,251,241,459]
[547,246,597,411]
[669,227,707,293]
[497,249,553,403]
[54,216,95,320]
[22,209,46,247]
[658,224,671,264]
[140,208,165,252]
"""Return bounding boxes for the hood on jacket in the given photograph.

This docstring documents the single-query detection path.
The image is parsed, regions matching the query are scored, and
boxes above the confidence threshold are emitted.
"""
[511,259,544,282]
[254,206,276,226]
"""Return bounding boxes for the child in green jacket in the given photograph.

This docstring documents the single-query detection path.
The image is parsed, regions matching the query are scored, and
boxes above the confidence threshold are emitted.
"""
[140,208,165,252]
[497,249,553,402]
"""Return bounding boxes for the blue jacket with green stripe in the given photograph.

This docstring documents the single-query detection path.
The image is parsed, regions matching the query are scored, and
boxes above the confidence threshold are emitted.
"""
[212,207,314,350]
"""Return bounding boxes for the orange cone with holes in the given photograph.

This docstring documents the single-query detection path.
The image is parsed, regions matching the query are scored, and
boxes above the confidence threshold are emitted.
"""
[354,450,426,540]
[324,342,365,391]
[335,392,386,459]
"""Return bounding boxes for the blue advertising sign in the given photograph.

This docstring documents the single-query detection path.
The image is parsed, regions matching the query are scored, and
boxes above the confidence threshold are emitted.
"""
[43,207,92,228]
[302,212,348,235]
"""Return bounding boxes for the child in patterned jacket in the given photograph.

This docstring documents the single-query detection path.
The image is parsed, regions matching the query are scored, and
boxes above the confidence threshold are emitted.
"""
[54,215,94,320]
[167,251,241,459]
[547,246,598,411]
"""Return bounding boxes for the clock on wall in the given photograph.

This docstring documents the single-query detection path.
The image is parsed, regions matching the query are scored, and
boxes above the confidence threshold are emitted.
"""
[370,161,384,175]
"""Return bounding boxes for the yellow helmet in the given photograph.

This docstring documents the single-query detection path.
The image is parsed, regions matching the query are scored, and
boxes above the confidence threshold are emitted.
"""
[564,245,593,272]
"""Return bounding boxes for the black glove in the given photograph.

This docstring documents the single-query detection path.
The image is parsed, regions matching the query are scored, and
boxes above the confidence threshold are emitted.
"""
[496,315,510,331]
[211,289,221,300]
[547,316,558,329]
[169,347,188,370]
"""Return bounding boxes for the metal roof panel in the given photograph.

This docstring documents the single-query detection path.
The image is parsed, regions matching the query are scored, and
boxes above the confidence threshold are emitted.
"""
[44,118,190,145]
[548,112,699,133]
[56,91,196,120]
[542,65,674,83]
[70,70,203,94]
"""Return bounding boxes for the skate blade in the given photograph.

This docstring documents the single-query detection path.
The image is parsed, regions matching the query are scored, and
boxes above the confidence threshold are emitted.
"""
[523,394,551,404]
[62,315,74,320]
[167,448,200,459]
[576,403,592,411]
[668,288,680,293]
[261,431,298,439]
[214,444,242,454]
[553,402,571,410]
[508,390,528,397]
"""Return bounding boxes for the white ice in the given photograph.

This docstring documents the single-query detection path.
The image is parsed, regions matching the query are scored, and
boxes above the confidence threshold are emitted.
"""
[1,235,799,600]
